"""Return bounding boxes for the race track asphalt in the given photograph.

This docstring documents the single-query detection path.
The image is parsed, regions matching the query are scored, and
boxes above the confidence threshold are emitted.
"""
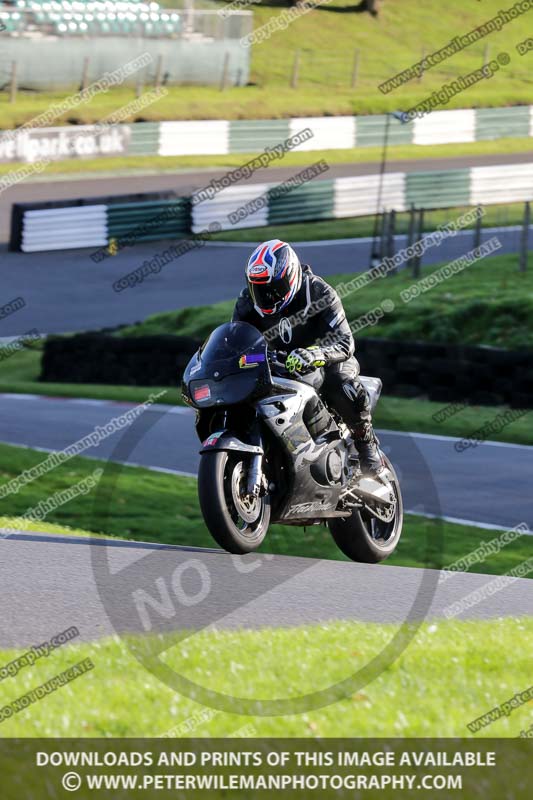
[0,393,531,532]
[1,226,531,336]
[2,531,531,648]
[1,393,531,648]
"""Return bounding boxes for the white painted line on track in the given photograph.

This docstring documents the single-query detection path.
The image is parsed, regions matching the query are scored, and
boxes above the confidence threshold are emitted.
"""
[405,509,532,536]
[377,428,533,451]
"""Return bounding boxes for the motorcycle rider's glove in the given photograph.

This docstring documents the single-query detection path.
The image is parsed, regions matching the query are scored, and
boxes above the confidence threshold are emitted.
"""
[286,347,326,375]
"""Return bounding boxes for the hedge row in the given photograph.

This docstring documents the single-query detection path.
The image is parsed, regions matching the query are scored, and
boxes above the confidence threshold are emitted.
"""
[356,339,533,408]
[40,334,201,387]
[41,334,533,408]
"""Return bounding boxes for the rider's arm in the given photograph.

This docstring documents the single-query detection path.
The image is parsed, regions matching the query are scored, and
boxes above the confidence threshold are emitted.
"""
[231,288,254,323]
[314,282,355,365]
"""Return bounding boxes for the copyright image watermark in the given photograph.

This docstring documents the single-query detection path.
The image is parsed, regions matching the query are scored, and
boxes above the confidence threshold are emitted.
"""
[399,236,502,304]
[112,225,221,292]
[0,329,41,364]
[454,407,531,452]
[0,390,166,500]
[0,53,155,195]
[228,160,329,226]
[0,296,26,321]
[438,522,529,584]
[467,684,533,734]
[432,400,469,424]
[0,658,95,723]
[192,128,314,205]
[240,0,332,47]
[380,0,533,93]
[0,626,80,681]
[443,556,533,620]
[400,52,514,121]
[0,469,103,539]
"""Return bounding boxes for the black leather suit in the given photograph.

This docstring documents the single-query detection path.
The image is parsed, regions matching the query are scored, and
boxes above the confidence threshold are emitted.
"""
[231,264,374,443]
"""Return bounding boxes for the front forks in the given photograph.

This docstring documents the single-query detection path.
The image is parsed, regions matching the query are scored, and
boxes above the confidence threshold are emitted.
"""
[246,453,263,497]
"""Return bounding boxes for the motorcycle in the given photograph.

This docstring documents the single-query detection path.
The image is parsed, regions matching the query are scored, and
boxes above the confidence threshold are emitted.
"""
[182,321,403,562]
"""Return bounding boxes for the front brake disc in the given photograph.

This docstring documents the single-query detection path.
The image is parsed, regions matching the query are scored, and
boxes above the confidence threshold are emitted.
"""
[231,461,261,523]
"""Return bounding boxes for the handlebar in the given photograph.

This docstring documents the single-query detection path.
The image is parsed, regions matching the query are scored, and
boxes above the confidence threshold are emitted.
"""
[267,349,293,376]
[267,349,322,382]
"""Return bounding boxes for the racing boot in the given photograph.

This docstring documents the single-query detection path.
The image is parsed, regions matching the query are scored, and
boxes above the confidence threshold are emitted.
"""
[352,421,383,475]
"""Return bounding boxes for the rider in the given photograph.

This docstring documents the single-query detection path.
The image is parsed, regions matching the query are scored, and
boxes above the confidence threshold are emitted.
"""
[231,239,383,474]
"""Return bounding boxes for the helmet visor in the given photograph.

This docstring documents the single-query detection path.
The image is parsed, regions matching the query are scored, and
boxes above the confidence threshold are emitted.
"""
[249,273,292,313]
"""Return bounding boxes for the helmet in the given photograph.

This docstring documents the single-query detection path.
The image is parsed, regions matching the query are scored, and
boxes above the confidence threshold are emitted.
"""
[245,239,302,316]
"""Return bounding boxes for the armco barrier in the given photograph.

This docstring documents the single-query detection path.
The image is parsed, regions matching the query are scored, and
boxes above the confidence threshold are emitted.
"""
[21,205,108,253]
[107,198,191,244]
[267,180,336,225]
[355,339,533,409]
[40,333,533,409]
[10,161,533,252]
[1,105,532,164]
[10,192,191,253]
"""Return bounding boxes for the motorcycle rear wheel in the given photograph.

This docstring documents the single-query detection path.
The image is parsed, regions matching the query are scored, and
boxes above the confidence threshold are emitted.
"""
[198,451,271,554]
[328,454,403,563]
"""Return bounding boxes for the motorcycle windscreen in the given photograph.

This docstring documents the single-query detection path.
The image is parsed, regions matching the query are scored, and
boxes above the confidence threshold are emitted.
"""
[188,322,270,407]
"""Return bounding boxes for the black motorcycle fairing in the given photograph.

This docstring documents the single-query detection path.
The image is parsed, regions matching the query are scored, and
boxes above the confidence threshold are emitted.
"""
[182,322,271,410]
[255,379,351,522]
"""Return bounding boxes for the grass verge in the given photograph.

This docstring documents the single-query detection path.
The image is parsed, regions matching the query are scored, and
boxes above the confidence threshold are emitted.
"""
[1,138,532,181]
[0,442,531,572]
[212,201,531,242]
[0,1,530,123]
[0,618,531,737]
[120,251,533,350]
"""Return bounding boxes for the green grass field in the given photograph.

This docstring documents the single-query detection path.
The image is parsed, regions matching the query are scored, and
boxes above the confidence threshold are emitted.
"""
[0,618,531,737]
[1,441,531,573]
[1,0,530,125]
[1,137,531,181]
[212,201,530,242]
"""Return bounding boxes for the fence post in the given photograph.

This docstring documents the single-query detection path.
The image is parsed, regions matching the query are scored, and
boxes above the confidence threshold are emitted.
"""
[406,204,416,271]
[80,57,90,92]
[483,43,490,67]
[290,50,300,89]
[350,49,360,89]
[387,209,396,272]
[9,61,17,104]
[519,201,530,273]
[219,52,230,91]
[379,211,388,261]
[474,205,483,250]
[154,55,163,88]
[135,74,144,98]
[413,208,424,278]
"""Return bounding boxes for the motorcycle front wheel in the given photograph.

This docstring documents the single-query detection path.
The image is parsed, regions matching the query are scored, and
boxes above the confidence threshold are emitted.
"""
[328,454,403,563]
[198,451,271,554]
